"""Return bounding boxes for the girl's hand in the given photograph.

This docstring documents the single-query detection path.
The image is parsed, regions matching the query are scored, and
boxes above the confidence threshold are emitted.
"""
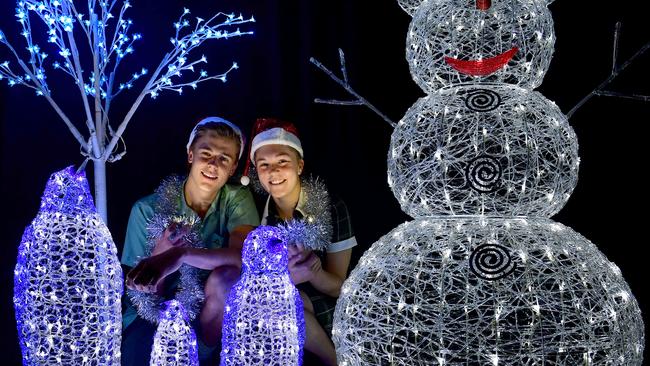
[287,243,305,259]
[288,251,322,285]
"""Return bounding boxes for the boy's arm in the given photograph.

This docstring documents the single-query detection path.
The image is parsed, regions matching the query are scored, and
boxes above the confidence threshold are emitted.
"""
[121,200,153,268]
[126,244,240,293]
[127,186,259,293]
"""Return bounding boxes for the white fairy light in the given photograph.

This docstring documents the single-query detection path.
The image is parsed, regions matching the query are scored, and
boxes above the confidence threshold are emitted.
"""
[0,1,255,220]
[150,300,198,366]
[332,0,645,365]
[406,0,555,92]
[14,167,122,365]
[389,85,579,217]
[334,218,645,365]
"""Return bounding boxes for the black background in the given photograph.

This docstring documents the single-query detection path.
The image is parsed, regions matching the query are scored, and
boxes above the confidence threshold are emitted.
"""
[1,0,649,363]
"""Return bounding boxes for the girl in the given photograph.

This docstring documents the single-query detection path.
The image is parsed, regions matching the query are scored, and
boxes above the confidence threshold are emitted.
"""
[242,117,357,366]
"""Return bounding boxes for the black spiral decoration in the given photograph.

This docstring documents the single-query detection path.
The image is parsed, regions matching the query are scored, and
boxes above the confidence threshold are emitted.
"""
[466,155,502,193]
[464,89,502,112]
[469,243,517,281]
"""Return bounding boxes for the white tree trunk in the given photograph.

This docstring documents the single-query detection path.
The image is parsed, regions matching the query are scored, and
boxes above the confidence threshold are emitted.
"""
[93,159,108,224]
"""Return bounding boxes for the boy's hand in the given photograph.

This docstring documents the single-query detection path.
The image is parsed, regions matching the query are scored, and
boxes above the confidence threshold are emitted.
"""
[152,222,191,256]
[126,247,185,294]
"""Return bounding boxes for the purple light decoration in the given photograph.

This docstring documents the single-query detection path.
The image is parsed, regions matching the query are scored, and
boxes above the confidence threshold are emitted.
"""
[13,166,122,365]
[220,226,305,366]
[150,300,198,366]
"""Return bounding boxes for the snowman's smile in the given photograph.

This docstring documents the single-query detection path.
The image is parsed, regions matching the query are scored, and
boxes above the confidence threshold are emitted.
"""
[444,47,518,76]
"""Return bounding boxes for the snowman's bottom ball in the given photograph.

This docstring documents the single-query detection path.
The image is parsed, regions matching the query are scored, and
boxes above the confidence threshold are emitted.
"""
[333,218,644,365]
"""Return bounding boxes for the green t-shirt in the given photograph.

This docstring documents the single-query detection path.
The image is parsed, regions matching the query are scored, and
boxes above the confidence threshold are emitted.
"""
[121,181,260,328]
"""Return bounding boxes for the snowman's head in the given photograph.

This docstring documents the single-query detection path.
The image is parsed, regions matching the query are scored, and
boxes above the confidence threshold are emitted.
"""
[397,0,556,16]
[406,0,555,92]
[242,225,289,274]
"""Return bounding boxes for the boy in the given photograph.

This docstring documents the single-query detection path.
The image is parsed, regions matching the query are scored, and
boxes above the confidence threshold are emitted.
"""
[121,117,259,365]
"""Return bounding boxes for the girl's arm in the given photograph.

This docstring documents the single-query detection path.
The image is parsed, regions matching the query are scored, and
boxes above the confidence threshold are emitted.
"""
[303,248,353,298]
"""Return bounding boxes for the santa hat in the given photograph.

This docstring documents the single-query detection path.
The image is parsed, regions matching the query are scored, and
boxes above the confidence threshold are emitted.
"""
[186,116,245,159]
[240,117,303,186]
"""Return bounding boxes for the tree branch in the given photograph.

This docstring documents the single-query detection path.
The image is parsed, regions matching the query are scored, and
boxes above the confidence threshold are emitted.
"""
[311,49,396,128]
[567,22,650,119]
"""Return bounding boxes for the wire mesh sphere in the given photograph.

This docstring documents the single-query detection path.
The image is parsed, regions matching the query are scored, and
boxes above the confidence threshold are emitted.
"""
[150,300,198,366]
[333,217,645,365]
[406,0,555,92]
[221,226,305,366]
[14,166,122,365]
[388,85,578,218]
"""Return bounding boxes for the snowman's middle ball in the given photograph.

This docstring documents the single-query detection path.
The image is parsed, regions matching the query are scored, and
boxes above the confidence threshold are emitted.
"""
[388,84,578,218]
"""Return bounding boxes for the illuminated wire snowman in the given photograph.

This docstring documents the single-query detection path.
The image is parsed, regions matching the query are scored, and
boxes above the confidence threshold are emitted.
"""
[332,0,645,365]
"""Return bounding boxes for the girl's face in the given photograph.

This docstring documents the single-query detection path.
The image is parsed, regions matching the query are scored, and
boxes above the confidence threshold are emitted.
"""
[254,144,304,201]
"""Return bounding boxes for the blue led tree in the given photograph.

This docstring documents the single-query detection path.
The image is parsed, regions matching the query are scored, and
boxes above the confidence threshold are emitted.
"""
[14,166,123,365]
[221,226,305,366]
[0,0,254,221]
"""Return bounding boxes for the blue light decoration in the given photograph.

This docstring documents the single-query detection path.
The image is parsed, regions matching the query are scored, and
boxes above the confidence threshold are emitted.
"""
[220,226,305,366]
[150,300,198,366]
[13,166,123,365]
[0,1,255,100]
[0,0,255,221]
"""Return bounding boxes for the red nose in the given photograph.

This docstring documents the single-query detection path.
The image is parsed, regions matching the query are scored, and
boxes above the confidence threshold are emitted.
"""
[476,0,491,10]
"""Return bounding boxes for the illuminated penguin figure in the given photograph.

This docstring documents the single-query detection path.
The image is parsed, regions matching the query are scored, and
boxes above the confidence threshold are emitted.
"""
[220,226,305,366]
[333,0,645,365]
[14,167,122,365]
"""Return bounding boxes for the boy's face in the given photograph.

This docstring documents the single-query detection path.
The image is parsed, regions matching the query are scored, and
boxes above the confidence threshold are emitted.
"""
[254,144,303,200]
[187,131,239,194]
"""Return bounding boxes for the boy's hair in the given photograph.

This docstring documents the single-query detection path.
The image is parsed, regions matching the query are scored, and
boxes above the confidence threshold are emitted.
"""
[189,121,242,156]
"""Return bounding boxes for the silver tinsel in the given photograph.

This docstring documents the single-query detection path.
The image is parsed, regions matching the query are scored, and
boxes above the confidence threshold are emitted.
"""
[279,177,333,251]
[128,176,206,324]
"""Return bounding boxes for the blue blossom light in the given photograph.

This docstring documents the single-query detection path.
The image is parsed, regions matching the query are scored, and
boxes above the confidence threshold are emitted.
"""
[0,1,255,222]
[150,300,199,366]
[14,166,122,365]
[221,226,305,366]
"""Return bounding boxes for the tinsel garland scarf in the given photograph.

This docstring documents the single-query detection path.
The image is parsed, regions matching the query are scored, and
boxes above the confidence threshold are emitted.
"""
[220,226,305,366]
[281,176,333,251]
[332,0,645,364]
[14,166,122,365]
[127,176,206,324]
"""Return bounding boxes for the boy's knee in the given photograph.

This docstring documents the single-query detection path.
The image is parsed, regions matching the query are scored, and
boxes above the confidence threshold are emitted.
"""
[204,265,240,298]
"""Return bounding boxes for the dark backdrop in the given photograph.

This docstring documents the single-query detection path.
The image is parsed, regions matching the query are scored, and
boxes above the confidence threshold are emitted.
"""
[1,0,649,363]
